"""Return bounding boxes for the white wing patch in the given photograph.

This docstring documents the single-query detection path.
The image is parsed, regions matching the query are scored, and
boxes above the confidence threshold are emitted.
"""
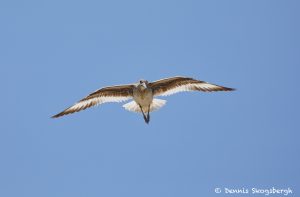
[123,99,167,113]
[159,83,222,96]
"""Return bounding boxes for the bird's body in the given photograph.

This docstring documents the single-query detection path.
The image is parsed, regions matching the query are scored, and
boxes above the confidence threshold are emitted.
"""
[132,80,153,123]
[133,82,153,109]
[52,76,235,123]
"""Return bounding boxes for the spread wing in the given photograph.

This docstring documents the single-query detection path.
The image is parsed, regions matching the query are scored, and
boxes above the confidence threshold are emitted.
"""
[52,84,134,118]
[149,76,235,96]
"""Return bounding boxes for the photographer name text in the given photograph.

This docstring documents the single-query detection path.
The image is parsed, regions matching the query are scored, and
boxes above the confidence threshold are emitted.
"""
[214,187,293,195]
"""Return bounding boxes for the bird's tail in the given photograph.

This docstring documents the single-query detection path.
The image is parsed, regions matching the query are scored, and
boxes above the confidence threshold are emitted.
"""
[150,99,167,112]
[122,99,167,113]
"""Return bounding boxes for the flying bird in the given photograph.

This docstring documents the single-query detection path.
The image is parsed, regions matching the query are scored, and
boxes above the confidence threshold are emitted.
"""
[52,76,234,123]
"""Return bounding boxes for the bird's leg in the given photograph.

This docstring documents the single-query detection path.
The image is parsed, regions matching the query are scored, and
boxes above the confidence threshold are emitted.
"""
[146,105,150,123]
[139,105,149,124]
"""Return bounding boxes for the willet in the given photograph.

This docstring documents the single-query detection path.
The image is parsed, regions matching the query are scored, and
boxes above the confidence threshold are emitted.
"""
[52,76,235,123]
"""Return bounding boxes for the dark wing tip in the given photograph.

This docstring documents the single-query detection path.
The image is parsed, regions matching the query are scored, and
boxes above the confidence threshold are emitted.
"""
[51,112,64,118]
[197,84,236,92]
[222,87,236,91]
[51,108,75,118]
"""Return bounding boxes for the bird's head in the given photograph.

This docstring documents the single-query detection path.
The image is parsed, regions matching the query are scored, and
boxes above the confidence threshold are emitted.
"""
[138,79,149,89]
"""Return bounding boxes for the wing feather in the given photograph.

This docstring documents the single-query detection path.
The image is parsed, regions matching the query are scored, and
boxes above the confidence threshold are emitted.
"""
[149,76,234,96]
[52,84,134,118]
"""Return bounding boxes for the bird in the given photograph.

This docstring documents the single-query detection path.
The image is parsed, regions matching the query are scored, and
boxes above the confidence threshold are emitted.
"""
[52,76,235,123]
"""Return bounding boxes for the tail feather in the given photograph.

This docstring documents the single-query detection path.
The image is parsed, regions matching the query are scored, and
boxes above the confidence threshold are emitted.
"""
[123,99,167,113]
[122,101,142,113]
[149,99,167,112]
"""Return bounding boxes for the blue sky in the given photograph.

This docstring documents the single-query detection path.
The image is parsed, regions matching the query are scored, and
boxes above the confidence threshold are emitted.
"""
[0,0,299,196]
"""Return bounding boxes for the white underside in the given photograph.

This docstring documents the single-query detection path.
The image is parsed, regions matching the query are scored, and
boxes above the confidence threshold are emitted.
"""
[123,99,166,113]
